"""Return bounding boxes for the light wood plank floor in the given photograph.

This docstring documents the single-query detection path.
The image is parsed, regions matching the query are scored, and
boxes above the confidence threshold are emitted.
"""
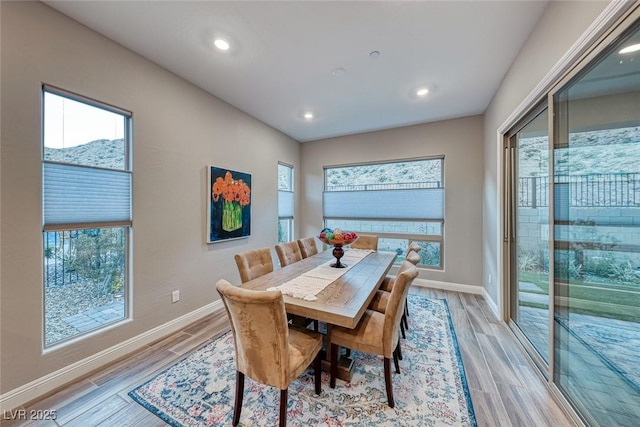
[1,288,576,427]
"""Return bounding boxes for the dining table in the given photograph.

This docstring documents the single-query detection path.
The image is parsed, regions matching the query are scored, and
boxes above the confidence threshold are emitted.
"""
[240,248,397,381]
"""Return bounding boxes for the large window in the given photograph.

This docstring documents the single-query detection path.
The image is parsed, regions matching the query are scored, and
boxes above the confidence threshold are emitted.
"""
[42,86,131,347]
[278,163,294,242]
[323,157,444,268]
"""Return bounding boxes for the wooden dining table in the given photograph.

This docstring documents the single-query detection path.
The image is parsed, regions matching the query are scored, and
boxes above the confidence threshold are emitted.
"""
[240,248,397,380]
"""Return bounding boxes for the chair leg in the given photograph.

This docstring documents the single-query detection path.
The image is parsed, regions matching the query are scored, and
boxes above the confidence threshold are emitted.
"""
[233,371,245,426]
[279,389,288,427]
[403,310,409,331]
[405,299,410,317]
[383,358,395,408]
[393,347,400,374]
[400,320,406,339]
[396,337,403,361]
[330,343,338,388]
[314,352,322,395]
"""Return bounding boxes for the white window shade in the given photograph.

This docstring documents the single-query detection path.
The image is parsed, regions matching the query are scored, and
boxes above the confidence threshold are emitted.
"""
[43,162,131,227]
[323,188,444,220]
[278,190,294,219]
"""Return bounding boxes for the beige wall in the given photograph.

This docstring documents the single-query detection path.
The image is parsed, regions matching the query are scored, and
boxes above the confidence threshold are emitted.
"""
[301,116,484,287]
[0,1,300,394]
[482,0,610,306]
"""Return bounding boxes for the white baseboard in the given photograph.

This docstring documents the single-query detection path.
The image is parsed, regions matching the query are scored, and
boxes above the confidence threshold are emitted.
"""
[413,278,483,295]
[0,300,224,412]
[482,288,500,320]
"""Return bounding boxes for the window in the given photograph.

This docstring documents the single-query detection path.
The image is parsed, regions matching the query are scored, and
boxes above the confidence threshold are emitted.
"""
[323,157,444,268]
[278,163,294,242]
[42,86,131,347]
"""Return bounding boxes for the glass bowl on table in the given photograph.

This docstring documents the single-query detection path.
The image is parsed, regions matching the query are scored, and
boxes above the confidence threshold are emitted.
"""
[318,228,359,268]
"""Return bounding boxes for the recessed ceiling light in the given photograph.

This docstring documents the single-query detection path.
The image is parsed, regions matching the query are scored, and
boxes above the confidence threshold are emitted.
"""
[214,38,230,51]
[619,43,640,54]
[332,67,346,76]
[416,88,429,96]
[303,112,314,119]
[370,51,380,59]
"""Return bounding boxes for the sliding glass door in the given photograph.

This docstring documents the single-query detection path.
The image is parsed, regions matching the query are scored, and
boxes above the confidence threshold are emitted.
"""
[507,106,550,368]
[506,12,640,426]
[551,19,640,426]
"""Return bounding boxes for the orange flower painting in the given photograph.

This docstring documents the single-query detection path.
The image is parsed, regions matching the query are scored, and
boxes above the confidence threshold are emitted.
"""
[208,167,252,242]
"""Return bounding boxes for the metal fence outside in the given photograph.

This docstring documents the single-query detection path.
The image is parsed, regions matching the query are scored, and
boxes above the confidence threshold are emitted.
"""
[326,181,442,192]
[519,173,640,208]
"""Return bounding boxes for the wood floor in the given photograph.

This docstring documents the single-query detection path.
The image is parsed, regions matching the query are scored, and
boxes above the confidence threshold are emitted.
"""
[1,287,577,427]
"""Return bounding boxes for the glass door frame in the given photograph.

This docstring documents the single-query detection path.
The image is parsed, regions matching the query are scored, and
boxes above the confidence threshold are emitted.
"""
[503,100,554,378]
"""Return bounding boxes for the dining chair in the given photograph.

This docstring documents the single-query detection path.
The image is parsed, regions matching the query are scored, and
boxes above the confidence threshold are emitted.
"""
[275,241,303,267]
[297,236,319,258]
[349,234,378,250]
[276,240,320,331]
[380,250,420,291]
[234,247,274,284]
[329,261,418,408]
[380,246,421,325]
[408,241,422,254]
[216,279,323,427]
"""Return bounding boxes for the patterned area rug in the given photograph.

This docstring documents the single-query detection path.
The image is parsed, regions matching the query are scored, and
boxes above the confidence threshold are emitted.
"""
[129,296,476,426]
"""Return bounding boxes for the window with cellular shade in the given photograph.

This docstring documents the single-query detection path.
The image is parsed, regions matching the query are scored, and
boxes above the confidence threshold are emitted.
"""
[323,157,445,269]
[42,85,131,347]
[278,162,294,242]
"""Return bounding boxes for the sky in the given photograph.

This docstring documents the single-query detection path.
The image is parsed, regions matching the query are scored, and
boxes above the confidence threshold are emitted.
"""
[44,92,125,148]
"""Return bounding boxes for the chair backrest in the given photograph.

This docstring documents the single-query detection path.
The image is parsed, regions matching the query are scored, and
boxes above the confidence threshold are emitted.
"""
[216,279,290,389]
[275,241,303,267]
[382,261,418,356]
[408,242,422,253]
[297,236,319,258]
[406,250,421,266]
[350,234,378,250]
[234,247,274,283]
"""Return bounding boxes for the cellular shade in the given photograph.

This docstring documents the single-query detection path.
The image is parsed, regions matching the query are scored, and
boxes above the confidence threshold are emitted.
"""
[278,190,294,218]
[323,188,444,220]
[43,162,131,226]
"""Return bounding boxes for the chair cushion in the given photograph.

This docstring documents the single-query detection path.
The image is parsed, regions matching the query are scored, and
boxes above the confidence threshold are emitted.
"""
[288,326,323,382]
[330,310,386,356]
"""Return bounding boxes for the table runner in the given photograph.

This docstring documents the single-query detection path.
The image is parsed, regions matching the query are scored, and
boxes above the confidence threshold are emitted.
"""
[268,249,373,301]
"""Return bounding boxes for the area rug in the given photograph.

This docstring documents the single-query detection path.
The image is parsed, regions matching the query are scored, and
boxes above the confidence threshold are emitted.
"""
[129,296,477,426]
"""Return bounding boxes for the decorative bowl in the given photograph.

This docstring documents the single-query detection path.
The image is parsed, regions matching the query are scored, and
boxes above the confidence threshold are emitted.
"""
[318,228,359,247]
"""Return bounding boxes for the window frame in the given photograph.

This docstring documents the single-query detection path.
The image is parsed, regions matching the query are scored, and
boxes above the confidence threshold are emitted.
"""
[323,156,445,269]
[41,85,132,348]
[277,162,295,242]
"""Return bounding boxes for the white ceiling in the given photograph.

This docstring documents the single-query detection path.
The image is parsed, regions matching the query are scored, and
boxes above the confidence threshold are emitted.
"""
[44,1,549,142]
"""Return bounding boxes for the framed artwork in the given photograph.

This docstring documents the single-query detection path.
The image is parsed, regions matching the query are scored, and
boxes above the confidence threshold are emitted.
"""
[207,166,252,243]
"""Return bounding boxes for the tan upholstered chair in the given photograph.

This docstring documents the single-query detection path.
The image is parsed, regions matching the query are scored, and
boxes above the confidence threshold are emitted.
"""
[408,241,422,254]
[380,250,421,292]
[216,280,322,427]
[234,248,274,283]
[275,241,303,267]
[297,236,319,258]
[349,234,378,250]
[369,252,419,312]
[375,249,421,337]
[329,262,418,408]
